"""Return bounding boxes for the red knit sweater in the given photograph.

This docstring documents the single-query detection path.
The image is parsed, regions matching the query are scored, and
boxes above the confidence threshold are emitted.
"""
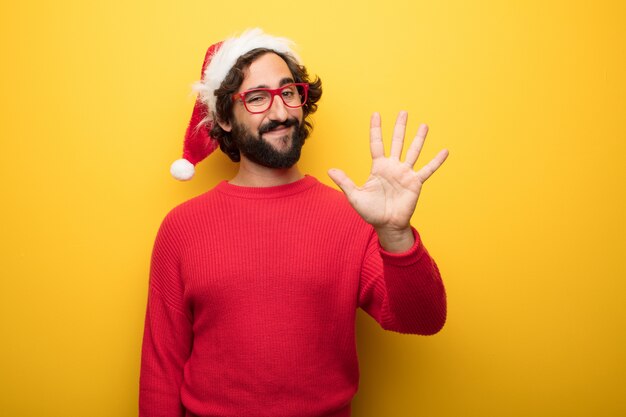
[139,175,446,417]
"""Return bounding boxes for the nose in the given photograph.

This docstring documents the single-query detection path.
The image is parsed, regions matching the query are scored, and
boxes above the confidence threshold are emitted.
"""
[266,93,289,122]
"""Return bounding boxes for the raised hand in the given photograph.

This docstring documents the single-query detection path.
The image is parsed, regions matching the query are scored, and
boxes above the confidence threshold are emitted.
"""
[328,111,448,252]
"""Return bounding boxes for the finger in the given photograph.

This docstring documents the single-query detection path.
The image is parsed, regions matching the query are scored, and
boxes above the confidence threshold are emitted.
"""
[328,168,358,196]
[369,112,385,159]
[404,123,428,168]
[389,110,408,160]
[416,149,450,183]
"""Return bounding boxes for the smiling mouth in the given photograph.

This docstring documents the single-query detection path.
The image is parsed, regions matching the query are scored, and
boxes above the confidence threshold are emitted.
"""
[263,125,292,137]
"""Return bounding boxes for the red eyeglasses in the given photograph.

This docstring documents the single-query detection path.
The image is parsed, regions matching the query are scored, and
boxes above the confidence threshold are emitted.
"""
[232,83,309,114]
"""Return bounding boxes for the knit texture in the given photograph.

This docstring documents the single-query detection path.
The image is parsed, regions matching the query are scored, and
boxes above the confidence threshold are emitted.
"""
[139,175,446,417]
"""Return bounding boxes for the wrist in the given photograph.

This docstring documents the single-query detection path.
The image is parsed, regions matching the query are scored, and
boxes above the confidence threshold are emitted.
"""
[375,226,415,253]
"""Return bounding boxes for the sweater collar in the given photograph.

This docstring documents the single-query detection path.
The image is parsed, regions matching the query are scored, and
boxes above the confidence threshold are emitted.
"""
[215,175,319,199]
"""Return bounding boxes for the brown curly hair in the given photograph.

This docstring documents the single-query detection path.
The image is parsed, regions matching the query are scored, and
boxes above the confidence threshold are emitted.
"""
[209,48,323,162]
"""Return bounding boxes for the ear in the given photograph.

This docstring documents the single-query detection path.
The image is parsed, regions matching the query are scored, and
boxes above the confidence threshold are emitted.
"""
[216,118,232,132]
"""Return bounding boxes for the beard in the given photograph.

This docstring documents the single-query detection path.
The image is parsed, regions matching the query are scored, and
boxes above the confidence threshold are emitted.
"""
[231,117,308,169]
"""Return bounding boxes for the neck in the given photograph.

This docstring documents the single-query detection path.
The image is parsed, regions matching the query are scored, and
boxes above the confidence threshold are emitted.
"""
[229,156,304,187]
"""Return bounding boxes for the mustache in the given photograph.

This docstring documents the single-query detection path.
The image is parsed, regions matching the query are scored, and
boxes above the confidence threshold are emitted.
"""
[258,118,299,135]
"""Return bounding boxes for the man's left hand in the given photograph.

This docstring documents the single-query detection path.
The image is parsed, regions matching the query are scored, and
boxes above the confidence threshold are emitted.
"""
[328,111,449,253]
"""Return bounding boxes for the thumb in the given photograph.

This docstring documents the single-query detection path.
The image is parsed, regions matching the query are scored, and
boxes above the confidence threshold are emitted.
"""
[328,168,357,196]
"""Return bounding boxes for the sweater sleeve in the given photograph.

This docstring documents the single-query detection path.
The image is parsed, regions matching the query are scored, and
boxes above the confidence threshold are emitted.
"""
[139,215,193,417]
[358,227,447,335]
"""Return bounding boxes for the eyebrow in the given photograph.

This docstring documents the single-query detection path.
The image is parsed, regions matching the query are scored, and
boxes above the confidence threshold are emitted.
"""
[248,77,295,90]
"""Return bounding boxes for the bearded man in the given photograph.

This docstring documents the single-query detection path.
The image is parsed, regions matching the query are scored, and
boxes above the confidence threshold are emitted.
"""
[140,28,449,417]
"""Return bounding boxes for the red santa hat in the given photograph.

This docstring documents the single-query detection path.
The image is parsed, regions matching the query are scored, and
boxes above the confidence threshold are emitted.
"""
[170,28,301,180]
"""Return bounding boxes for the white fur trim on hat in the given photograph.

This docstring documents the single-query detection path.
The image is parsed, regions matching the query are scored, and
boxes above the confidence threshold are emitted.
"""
[192,28,301,122]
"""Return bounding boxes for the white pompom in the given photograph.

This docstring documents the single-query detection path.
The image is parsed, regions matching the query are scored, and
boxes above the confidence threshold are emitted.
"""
[170,158,195,181]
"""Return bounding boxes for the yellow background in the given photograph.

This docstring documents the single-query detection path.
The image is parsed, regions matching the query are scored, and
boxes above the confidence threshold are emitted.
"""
[1,0,625,416]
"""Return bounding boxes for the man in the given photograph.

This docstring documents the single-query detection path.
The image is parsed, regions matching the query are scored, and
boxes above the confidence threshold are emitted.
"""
[140,28,448,417]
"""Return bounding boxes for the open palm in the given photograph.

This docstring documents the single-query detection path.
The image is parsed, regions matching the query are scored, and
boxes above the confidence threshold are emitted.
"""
[329,111,448,234]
